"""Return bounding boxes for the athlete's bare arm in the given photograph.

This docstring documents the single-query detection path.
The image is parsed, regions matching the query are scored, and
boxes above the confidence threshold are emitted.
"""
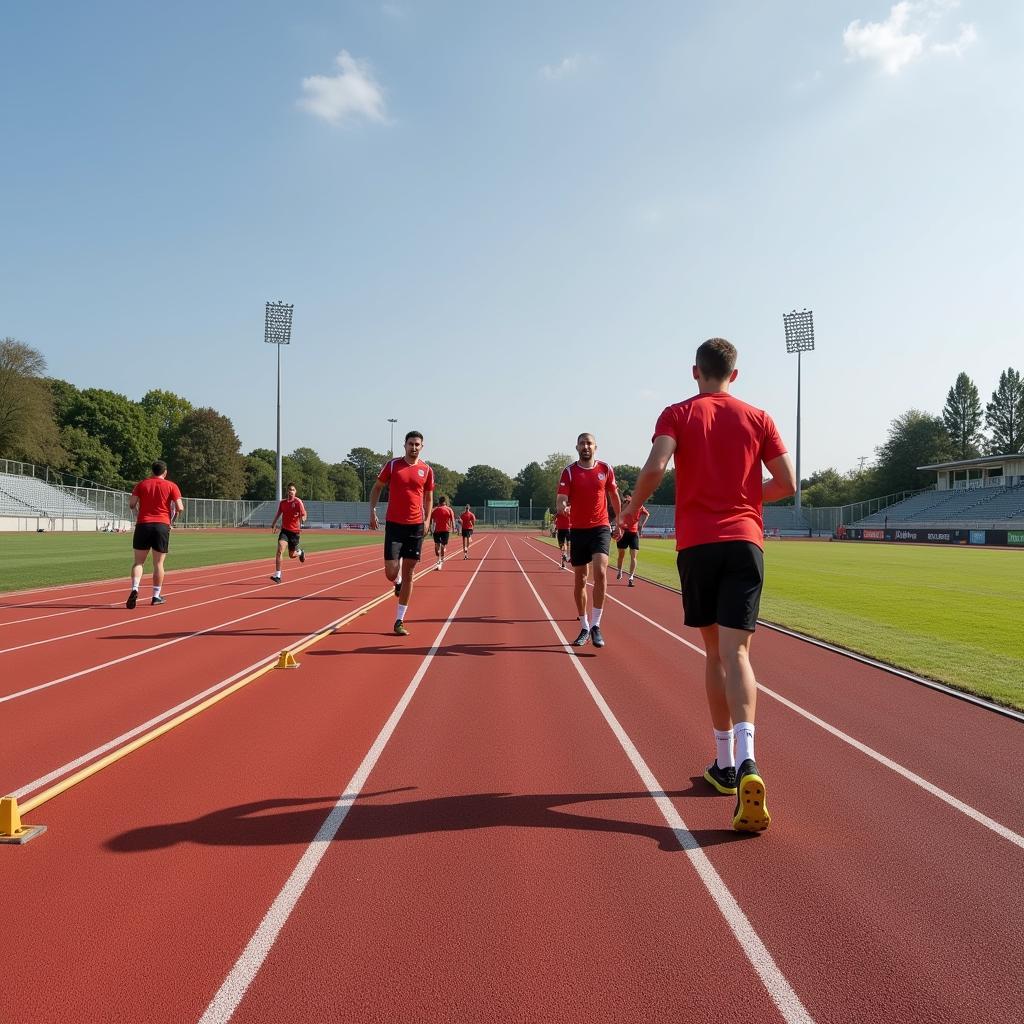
[422,491,434,532]
[556,493,569,516]
[624,435,676,518]
[368,479,385,530]
[609,483,622,536]
[763,453,797,503]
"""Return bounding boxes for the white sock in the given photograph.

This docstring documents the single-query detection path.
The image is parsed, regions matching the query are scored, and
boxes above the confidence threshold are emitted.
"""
[273,570,281,579]
[153,585,162,598]
[591,607,603,627]
[714,728,735,769]
[579,614,590,631]
[735,721,756,765]
[394,575,402,587]
[396,604,408,621]
[130,580,139,592]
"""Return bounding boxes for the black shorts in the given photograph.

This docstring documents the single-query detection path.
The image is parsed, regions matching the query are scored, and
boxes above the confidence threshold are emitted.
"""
[556,529,570,545]
[616,530,640,551]
[569,526,611,567]
[677,541,764,632]
[278,529,301,552]
[384,521,425,562]
[432,531,450,545]
[133,523,170,554]
[462,529,473,539]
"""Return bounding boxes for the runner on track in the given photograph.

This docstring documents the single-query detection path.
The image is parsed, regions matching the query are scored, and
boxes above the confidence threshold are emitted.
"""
[429,496,456,569]
[269,483,307,583]
[459,504,476,558]
[620,337,795,832]
[557,433,620,649]
[615,490,650,587]
[126,460,184,609]
[369,431,434,636]
[554,504,571,569]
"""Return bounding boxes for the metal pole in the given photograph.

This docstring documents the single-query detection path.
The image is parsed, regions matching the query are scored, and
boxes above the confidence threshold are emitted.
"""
[795,349,802,514]
[276,338,282,502]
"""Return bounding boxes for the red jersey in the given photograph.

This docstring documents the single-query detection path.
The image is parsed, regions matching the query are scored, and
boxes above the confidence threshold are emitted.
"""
[430,506,455,532]
[557,461,616,529]
[377,458,434,525]
[653,392,787,551]
[276,497,306,533]
[554,509,571,530]
[460,510,476,530]
[620,503,649,532]
[131,476,182,525]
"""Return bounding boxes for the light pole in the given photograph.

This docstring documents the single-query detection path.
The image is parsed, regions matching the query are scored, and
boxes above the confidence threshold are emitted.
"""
[387,417,398,458]
[264,301,294,501]
[782,309,815,515]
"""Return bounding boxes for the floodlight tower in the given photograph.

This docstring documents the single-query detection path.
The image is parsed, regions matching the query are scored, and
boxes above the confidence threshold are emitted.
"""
[387,418,398,458]
[264,301,294,502]
[782,309,815,514]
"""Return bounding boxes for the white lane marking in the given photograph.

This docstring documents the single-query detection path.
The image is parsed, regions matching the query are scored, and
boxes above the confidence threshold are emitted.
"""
[0,549,380,658]
[508,540,814,1024]
[197,542,496,1024]
[526,538,1024,852]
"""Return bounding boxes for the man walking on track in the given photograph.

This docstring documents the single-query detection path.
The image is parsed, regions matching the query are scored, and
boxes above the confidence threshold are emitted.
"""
[614,491,647,589]
[554,504,571,569]
[459,504,476,558]
[369,431,434,637]
[269,482,307,583]
[620,338,795,832]
[126,460,184,609]
[557,433,620,649]
[429,496,456,569]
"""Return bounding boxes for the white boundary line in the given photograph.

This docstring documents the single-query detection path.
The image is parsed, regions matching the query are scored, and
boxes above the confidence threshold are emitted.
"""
[507,540,814,1024]
[525,537,1024,852]
[197,541,496,1024]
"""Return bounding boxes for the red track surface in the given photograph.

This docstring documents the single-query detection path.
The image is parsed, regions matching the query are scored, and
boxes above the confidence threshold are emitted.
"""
[3,534,1022,1023]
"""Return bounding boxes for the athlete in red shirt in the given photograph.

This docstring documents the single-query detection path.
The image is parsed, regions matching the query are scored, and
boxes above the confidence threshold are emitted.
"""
[269,483,308,583]
[429,497,456,569]
[622,338,795,832]
[368,431,434,636]
[614,490,650,586]
[556,432,620,649]
[126,460,184,609]
[554,506,572,569]
[459,506,476,558]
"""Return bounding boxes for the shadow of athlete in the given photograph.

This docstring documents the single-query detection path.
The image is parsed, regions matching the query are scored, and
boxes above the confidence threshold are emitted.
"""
[106,787,748,854]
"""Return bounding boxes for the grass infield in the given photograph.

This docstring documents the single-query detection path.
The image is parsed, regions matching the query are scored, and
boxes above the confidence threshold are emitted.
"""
[0,529,379,593]
[545,536,1024,711]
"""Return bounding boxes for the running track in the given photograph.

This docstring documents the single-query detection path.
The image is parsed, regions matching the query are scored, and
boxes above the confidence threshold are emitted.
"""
[2,534,1021,1023]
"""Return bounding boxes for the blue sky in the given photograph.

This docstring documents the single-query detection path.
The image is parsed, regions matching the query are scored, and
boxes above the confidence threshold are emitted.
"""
[2,1,1021,478]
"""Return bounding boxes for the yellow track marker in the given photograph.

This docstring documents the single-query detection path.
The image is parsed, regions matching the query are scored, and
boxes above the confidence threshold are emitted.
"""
[275,650,299,670]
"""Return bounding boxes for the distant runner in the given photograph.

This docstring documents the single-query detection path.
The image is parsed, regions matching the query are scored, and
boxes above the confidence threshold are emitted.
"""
[127,460,184,608]
[269,482,307,583]
[614,490,650,587]
[459,505,476,559]
[554,504,571,569]
[429,496,456,569]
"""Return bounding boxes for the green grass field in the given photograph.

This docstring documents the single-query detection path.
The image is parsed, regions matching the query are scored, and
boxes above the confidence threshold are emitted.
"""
[0,530,379,593]
[546,537,1024,711]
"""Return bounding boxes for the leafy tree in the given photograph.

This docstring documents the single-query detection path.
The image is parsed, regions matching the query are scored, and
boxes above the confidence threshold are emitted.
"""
[58,425,123,485]
[801,467,848,508]
[430,461,464,504]
[652,468,676,504]
[540,451,573,507]
[289,446,333,500]
[513,461,549,509]
[49,378,80,424]
[0,338,62,463]
[243,455,277,501]
[984,367,1024,455]
[328,462,362,501]
[941,372,983,460]
[248,447,277,468]
[345,447,390,498]
[873,410,953,495]
[613,464,641,494]
[166,408,245,498]
[141,389,193,454]
[455,464,514,505]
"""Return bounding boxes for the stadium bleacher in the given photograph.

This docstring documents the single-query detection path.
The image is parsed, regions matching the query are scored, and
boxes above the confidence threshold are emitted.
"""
[854,483,1024,527]
[0,474,105,518]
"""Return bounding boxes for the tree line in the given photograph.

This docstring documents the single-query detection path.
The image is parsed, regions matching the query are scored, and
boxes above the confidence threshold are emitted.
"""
[2,338,1020,507]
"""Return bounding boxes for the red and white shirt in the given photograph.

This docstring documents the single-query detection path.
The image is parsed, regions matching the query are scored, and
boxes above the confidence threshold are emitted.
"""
[557,461,616,530]
[459,510,476,531]
[131,476,182,525]
[276,497,306,533]
[377,458,434,525]
[430,506,455,533]
[619,503,649,532]
[653,392,787,551]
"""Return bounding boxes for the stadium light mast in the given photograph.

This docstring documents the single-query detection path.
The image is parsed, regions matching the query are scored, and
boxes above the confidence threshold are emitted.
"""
[387,417,398,458]
[264,301,294,502]
[782,308,815,514]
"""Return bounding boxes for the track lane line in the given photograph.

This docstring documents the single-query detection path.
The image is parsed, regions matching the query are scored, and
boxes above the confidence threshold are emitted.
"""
[197,541,497,1024]
[526,537,1024,851]
[508,538,813,1024]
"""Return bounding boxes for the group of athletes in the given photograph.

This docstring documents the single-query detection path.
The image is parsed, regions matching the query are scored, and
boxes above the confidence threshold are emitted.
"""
[122,338,796,832]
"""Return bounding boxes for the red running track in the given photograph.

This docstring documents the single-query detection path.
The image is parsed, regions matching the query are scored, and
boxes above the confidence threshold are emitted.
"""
[2,533,1021,1023]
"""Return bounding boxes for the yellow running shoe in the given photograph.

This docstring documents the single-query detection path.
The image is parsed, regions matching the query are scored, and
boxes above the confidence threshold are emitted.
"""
[733,759,770,832]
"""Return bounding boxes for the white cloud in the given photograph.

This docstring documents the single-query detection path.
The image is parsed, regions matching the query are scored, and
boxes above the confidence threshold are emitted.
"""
[540,54,585,80]
[843,2,976,75]
[298,50,388,125]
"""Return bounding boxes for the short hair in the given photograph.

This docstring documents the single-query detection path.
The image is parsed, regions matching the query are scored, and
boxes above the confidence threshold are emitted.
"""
[439,495,447,504]
[695,338,737,381]
[405,430,423,442]
[577,432,594,443]
[286,481,297,491]
[152,460,167,476]
[465,503,471,509]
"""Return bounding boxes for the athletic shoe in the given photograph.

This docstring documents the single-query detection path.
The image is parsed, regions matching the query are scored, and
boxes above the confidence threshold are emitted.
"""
[270,575,282,584]
[298,549,305,563]
[151,595,166,606]
[703,761,738,795]
[627,578,635,588]
[590,625,605,648]
[126,590,138,610]
[572,628,590,647]
[434,562,441,571]
[394,619,408,637]
[616,570,622,580]
[732,759,770,832]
